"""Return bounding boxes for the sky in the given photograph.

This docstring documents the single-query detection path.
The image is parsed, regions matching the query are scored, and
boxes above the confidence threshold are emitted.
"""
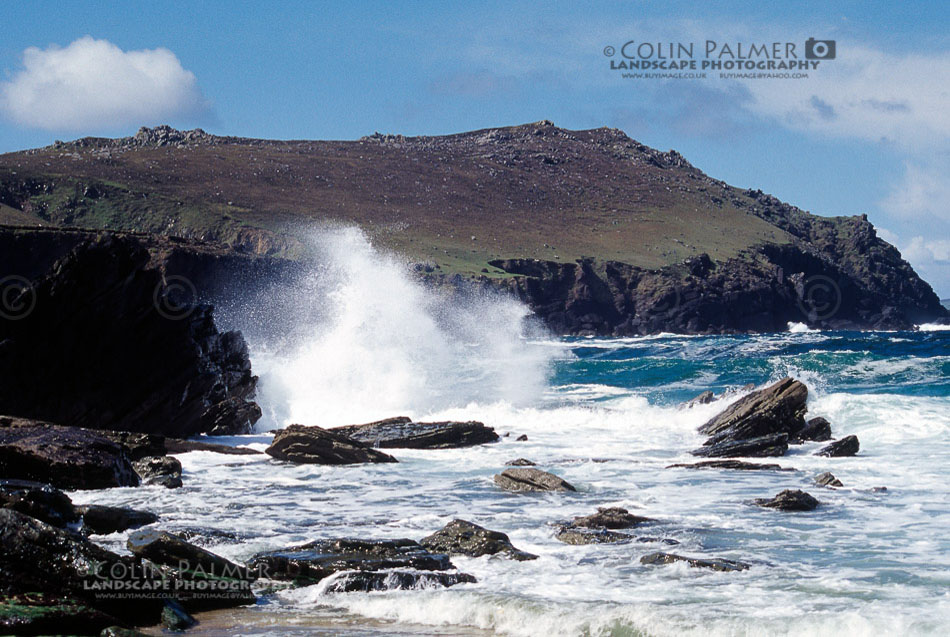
[0,0,948,296]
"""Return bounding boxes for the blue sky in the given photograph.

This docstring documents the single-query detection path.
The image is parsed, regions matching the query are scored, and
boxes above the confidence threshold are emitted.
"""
[1,0,948,295]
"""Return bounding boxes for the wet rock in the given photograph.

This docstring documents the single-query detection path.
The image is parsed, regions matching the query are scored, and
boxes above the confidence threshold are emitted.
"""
[569,507,652,529]
[127,529,255,581]
[0,418,139,489]
[332,417,499,449]
[516,434,529,441]
[666,460,793,471]
[420,519,538,561]
[555,527,632,545]
[132,456,182,488]
[691,433,789,458]
[0,593,121,635]
[323,570,476,593]
[160,600,196,631]
[95,431,166,461]
[100,626,149,637]
[164,438,262,455]
[505,458,537,466]
[814,472,843,487]
[815,435,859,457]
[493,468,576,492]
[684,390,715,408]
[754,489,819,511]
[0,479,78,527]
[640,551,749,572]
[797,417,832,442]
[78,506,158,535]
[250,538,454,585]
[266,425,398,464]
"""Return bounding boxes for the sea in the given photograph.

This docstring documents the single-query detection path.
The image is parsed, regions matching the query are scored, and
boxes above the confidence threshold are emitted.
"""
[70,230,950,636]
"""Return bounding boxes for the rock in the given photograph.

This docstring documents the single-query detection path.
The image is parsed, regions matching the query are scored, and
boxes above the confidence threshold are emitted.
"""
[493,468,577,492]
[420,519,538,561]
[505,458,536,466]
[814,472,843,487]
[697,377,808,446]
[0,593,121,635]
[164,438,262,455]
[250,538,454,585]
[132,456,182,488]
[640,551,749,572]
[126,529,255,581]
[555,527,632,545]
[798,416,832,442]
[77,506,158,535]
[331,417,499,449]
[691,433,789,458]
[666,460,793,471]
[569,507,653,529]
[0,418,139,489]
[0,235,261,437]
[815,435,859,457]
[323,570,477,593]
[99,626,149,637]
[516,434,529,441]
[95,431,166,461]
[684,390,715,408]
[265,425,398,464]
[0,479,78,527]
[160,600,196,631]
[753,489,820,511]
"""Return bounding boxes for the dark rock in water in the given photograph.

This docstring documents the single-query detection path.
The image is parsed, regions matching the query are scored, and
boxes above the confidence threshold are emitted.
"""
[814,472,843,487]
[164,438,262,455]
[505,458,537,466]
[78,505,158,535]
[266,425,398,464]
[0,235,261,437]
[0,418,139,489]
[95,431,167,461]
[250,538,454,585]
[666,460,793,471]
[127,529,255,581]
[815,435,859,457]
[132,456,182,488]
[570,507,652,529]
[0,479,78,527]
[698,377,808,446]
[323,569,477,593]
[420,519,537,561]
[555,526,632,545]
[100,626,149,637]
[754,489,819,511]
[332,417,499,449]
[0,593,121,635]
[685,390,715,408]
[516,434,529,441]
[0,509,164,626]
[493,468,576,492]
[160,600,196,631]
[640,551,749,572]
[691,433,789,458]
[798,417,833,442]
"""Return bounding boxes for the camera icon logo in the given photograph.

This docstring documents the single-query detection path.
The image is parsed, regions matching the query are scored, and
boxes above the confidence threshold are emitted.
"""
[805,38,836,60]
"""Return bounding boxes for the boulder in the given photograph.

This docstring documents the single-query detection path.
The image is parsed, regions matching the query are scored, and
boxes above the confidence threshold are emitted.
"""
[0,479,78,527]
[568,507,652,529]
[640,551,749,572]
[0,235,260,438]
[132,456,182,488]
[0,418,139,489]
[554,527,632,545]
[505,458,537,466]
[78,506,158,535]
[666,460,793,471]
[493,468,576,493]
[266,425,398,464]
[164,438,262,455]
[420,519,537,561]
[797,417,832,442]
[814,472,843,487]
[126,529,255,581]
[250,538,454,585]
[815,435,859,457]
[332,417,499,449]
[691,433,789,458]
[516,434,529,441]
[95,431,166,461]
[323,570,476,593]
[753,489,819,511]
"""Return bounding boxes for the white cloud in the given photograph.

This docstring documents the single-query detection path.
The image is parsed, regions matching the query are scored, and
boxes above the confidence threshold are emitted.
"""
[880,161,950,223]
[0,37,209,131]
[904,237,950,263]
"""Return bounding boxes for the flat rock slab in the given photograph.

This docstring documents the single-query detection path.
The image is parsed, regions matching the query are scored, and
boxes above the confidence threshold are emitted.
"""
[667,460,793,471]
[332,417,499,449]
[266,425,397,464]
[815,435,859,457]
[78,505,158,535]
[493,468,576,492]
[323,569,476,593]
[420,519,537,561]
[165,438,262,455]
[691,433,789,458]
[250,538,454,585]
[754,489,820,511]
[640,551,750,572]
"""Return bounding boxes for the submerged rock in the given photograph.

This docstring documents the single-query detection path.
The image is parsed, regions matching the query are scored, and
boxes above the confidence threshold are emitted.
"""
[0,479,78,527]
[0,418,139,490]
[797,416,833,442]
[814,472,843,487]
[666,460,793,471]
[250,538,454,585]
[640,551,749,572]
[266,425,398,464]
[332,417,499,449]
[420,519,537,561]
[555,527,632,545]
[754,489,820,511]
[691,433,789,458]
[493,468,576,492]
[569,507,653,530]
[323,569,476,593]
[505,458,537,466]
[78,506,158,535]
[815,435,859,457]
[132,456,182,488]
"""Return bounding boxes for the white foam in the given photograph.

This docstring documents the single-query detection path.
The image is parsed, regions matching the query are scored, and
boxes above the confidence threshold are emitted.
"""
[787,321,816,333]
[917,323,950,331]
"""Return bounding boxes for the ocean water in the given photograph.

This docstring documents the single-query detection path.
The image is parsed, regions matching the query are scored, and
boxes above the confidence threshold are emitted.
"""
[70,231,950,636]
